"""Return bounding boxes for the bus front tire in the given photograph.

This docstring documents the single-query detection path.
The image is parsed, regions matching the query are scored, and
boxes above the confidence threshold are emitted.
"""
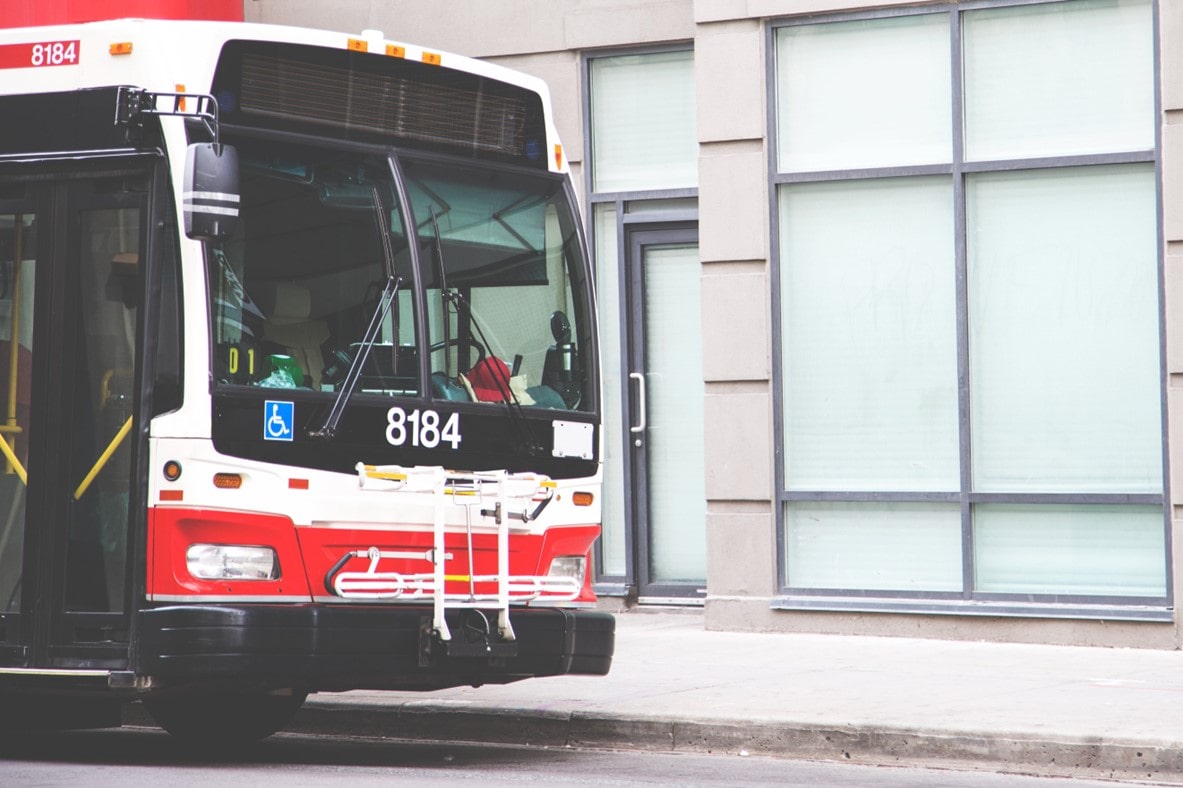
[143,691,308,744]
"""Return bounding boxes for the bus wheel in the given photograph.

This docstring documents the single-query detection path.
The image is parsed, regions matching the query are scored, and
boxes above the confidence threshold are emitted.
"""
[143,691,308,744]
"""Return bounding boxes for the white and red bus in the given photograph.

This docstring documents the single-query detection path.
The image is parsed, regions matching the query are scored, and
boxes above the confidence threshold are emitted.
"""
[0,5,610,743]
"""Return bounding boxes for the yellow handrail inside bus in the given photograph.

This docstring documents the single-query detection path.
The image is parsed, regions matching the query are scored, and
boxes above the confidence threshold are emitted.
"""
[0,431,26,485]
[73,415,133,500]
[100,367,133,409]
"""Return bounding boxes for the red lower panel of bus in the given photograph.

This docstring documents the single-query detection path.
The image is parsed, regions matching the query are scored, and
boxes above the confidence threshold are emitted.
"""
[147,506,599,604]
[147,507,311,600]
[0,0,243,27]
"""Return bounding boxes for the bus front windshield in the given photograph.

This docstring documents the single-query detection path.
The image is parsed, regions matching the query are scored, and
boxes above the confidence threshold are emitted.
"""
[206,138,594,413]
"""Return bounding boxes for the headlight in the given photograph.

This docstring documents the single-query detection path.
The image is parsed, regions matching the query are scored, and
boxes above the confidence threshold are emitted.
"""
[186,544,279,580]
[548,555,586,583]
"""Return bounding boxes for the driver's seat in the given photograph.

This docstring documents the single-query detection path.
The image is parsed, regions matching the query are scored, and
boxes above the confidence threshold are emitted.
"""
[265,282,328,388]
[431,372,470,401]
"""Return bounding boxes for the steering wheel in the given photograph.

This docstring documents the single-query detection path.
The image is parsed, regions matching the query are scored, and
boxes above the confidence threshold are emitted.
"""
[428,336,487,366]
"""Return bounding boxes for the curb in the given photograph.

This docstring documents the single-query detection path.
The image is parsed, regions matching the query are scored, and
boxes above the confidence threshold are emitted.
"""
[123,700,1183,783]
[286,702,1183,784]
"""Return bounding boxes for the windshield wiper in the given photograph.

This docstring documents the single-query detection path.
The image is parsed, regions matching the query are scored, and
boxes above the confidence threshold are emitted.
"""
[311,188,401,440]
[427,209,542,457]
[430,206,454,380]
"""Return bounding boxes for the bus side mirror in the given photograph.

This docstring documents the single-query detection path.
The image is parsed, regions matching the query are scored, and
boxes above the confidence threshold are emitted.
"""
[183,142,239,240]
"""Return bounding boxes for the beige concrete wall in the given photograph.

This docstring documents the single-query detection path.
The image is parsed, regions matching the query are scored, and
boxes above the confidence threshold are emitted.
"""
[247,0,694,56]
[698,141,766,263]
[245,0,370,35]
[694,0,922,24]
[705,597,1180,649]
[696,20,764,143]
[702,265,768,381]
[692,10,776,626]
[706,506,776,598]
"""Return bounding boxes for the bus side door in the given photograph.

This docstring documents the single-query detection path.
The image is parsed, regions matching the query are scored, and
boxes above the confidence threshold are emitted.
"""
[0,163,154,671]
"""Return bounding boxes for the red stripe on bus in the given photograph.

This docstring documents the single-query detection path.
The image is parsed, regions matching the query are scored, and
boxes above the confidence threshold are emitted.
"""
[0,41,80,70]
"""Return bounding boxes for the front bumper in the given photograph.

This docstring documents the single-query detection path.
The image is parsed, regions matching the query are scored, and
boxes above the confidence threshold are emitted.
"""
[136,604,614,693]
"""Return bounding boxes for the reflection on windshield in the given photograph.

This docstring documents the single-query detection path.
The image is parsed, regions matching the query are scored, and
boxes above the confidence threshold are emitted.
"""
[208,139,417,396]
[206,139,593,413]
[404,159,591,412]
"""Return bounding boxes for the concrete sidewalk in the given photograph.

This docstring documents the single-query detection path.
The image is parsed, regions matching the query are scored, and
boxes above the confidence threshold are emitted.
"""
[276,609,1183,782]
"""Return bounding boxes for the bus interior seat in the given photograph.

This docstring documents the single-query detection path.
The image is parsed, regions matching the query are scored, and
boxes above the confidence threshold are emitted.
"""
[431,371,470,401]
[263,282,328,388]
[461,356,569,408]
[526,384,566,409]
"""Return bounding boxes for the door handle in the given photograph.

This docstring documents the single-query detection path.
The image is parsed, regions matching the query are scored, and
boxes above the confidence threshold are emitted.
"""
[629,372,646,442]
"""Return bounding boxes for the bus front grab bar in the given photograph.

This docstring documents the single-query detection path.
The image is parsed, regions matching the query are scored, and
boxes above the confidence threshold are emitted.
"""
[0,436,26,485]
[73,416,133,500]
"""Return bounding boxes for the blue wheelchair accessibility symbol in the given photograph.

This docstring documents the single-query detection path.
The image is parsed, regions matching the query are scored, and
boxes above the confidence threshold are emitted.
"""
[264,400,294,442]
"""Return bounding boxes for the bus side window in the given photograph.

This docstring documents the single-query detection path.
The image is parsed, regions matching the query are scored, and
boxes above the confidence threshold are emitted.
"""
[153,215,183,415]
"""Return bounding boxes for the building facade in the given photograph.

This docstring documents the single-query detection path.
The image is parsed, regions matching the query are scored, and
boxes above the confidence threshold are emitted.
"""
[248,0,1183,648]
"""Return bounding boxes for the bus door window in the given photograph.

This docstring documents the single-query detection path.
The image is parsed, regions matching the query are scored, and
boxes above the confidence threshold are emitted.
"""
[152,211,183,416]
[402,159,591,411]
[207,140,418,396]
[0,210,34,613]
[66,199,143,613]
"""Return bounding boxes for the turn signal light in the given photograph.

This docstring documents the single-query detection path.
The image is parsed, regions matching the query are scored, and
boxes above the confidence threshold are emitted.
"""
[163,460,182,481]
[572,491,594,507]
[109,42,133,56]
[213,472,243,489]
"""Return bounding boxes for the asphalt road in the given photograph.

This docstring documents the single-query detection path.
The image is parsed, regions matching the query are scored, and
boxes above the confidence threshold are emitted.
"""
[0,727,1171,787]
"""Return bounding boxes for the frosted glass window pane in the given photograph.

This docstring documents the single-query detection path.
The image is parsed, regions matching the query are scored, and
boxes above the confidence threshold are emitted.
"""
[780,178,958,491]
[590,52,696,193]
[964,0,1153,161]
[786,502,961,591]
[776,14,950,172]
[974,504,1165,596]
[644,244,706,583]
[594,204,627,577]
[968,165,1161,493]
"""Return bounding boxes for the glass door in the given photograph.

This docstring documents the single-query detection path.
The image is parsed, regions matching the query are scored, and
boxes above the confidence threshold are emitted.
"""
[0,196,36,660]
[0,167,149,669]
[625,226,705,599]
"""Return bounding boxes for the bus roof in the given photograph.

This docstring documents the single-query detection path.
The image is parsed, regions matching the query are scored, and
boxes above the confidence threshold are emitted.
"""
[0,18,552,108]
[0,18,565,173]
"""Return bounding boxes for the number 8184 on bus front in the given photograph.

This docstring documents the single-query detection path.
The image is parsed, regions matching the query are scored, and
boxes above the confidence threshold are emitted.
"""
[386,406,461,450]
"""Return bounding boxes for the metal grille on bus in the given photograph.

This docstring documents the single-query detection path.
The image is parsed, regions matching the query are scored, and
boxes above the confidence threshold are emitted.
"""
[239,54,529,157]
